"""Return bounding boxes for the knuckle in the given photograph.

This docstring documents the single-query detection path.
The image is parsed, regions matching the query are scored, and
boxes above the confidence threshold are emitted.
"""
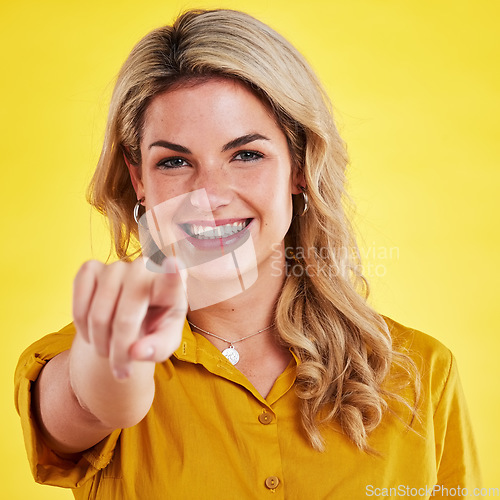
[111,259,127,271]
[113,313,140,333]
[73,307,87,326]
[77,259,101,277]
[129,258,147,275]
[89,309,111,329]
[131,257,146,268]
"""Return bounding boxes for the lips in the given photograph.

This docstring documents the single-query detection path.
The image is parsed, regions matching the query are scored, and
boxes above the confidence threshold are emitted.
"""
[179,218,252,240]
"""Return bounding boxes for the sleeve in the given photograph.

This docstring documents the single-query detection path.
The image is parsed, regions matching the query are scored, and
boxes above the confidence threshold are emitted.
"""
[432,352,482,498]
[14,323,121,489]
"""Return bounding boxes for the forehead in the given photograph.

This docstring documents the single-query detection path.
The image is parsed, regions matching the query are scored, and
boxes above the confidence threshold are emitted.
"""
[142,78,279,140]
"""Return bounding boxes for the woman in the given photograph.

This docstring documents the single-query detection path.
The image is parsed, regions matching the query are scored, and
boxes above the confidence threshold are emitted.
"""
[15,9,480,499]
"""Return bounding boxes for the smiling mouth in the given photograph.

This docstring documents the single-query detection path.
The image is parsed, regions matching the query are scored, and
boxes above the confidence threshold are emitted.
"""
[180,219,252,240]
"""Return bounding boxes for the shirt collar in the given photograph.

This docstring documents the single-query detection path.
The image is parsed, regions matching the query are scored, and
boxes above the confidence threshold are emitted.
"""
[172,319,298,405]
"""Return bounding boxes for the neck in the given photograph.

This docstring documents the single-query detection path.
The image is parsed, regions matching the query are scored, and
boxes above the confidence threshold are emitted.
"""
[186,254,286,342]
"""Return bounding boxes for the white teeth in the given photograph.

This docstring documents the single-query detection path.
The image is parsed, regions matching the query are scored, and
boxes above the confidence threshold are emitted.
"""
[185,220,249,239]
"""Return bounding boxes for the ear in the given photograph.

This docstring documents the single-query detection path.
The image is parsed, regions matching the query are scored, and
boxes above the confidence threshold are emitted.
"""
[291,167,306,195]
[123,151,145,200]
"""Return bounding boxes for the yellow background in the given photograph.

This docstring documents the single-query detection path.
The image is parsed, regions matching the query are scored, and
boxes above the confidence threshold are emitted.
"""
[2,0,498,496]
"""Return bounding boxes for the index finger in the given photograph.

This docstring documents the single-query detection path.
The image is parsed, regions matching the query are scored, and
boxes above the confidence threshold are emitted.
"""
[110,258,186,377]
[150,257,187,308]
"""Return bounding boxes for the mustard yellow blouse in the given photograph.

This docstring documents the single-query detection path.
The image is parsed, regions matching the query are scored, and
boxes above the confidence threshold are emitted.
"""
[15,318,481,499]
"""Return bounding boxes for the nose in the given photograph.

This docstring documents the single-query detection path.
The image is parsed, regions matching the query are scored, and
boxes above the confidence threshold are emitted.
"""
[189,167,233,213]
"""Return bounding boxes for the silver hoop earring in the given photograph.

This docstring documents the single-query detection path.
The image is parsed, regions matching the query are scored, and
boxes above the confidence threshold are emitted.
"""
[299,190,309,217]
[133,198,145,224]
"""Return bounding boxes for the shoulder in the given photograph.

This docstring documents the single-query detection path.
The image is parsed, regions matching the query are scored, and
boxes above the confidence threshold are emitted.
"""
[383,315,453,370]
[382,316,457,409]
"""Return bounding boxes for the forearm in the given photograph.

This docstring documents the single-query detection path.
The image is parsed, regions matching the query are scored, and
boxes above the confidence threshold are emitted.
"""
[69,334,156,427]
[34,335,156,454]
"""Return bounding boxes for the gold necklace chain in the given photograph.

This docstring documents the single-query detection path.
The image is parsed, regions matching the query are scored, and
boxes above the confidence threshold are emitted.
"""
[187,320,274,366]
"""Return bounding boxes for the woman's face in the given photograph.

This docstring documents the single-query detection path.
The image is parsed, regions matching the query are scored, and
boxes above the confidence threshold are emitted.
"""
[127,78,303,290]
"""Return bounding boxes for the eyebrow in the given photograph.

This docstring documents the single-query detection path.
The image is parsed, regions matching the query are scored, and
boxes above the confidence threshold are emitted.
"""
[221,133,270,152]
[148,140,190,153]
[148,133,270,154]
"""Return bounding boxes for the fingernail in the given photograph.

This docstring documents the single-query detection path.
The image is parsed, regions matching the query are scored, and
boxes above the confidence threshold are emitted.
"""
[113,368,130,380]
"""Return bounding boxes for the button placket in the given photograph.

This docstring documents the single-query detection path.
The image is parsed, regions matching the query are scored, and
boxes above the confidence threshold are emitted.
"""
[251,403,284,497]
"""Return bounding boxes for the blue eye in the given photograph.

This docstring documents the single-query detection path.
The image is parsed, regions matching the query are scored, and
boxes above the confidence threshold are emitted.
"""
[232,150,264,162]
[157,157,189,169]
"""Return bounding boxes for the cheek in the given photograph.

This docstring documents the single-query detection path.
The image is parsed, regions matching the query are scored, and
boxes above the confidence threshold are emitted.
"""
[257,171,293,212]
[143,174,180,206]
[263,187,294,224]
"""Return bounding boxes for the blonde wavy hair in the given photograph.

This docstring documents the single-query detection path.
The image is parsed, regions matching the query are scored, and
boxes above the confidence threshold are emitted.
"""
[88,9,420,452]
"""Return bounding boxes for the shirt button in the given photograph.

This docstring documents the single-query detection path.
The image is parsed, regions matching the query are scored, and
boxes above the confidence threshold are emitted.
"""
[258,411,273,425]
[265,476,280,489]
